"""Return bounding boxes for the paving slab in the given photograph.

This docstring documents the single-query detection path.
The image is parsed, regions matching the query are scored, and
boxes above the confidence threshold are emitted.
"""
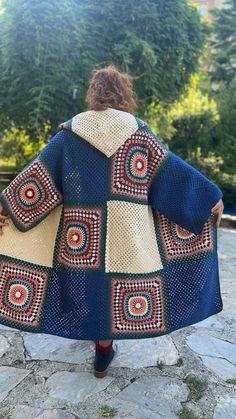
[201,355,236,380]
[23,333,94,364]
[0,366,31,403]
[110,375,189,419]
[186,333,236,380]
[0,334,10,357]
[46,371,114,404]
[186,333,236,364]
[193,317,224,329]
[8,405,76,419]
[213,397,236,419]
[112,335,179,368]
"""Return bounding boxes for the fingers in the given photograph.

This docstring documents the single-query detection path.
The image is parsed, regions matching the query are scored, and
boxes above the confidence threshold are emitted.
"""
[214,207,223,227]
[211,198,224,212]
[0,218,9,226]
[0,221,9,227]
[211,198,224,228]
[0,214,9,221]
[211,201,221,211]
[0,220,10,232]
[217,208,224,227]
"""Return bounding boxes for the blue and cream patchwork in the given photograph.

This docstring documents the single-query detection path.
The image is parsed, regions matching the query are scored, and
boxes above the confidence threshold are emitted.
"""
[0,108,223,340]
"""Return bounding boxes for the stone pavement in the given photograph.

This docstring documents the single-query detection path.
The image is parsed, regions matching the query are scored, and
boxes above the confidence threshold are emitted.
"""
[0,227,235,419]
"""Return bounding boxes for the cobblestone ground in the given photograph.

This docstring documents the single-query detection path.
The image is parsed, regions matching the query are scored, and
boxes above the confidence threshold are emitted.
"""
[0,227,235,419]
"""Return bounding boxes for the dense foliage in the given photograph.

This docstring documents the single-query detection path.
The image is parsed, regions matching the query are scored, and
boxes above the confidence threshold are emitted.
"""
[209,0,236,85]
[0,0,205,134]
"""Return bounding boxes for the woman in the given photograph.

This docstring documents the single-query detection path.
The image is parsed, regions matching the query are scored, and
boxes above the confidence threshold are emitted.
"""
[0,65,224,378]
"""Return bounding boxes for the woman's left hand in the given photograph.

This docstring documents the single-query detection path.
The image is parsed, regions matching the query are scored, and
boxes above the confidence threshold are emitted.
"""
[211,198,224,227]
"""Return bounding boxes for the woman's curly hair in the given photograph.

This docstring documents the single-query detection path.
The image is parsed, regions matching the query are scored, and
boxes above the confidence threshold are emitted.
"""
[85,64,138,115]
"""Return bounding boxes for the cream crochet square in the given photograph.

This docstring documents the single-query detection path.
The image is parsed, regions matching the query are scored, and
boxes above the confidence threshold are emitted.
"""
[105,200,163,273]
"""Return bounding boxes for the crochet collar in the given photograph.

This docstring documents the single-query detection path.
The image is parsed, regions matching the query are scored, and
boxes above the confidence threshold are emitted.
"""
[58,107,147,157]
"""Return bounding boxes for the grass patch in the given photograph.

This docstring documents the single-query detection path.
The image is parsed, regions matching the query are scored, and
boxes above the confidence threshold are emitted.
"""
[100,404,118,417]
[177,406,199,419]
[176,357,184,366]
[226,377,236,384]
[156,359,164,369]
[184,374,208,401]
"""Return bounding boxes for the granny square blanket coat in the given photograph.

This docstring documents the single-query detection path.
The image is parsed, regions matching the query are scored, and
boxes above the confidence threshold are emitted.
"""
[0,108,223,341]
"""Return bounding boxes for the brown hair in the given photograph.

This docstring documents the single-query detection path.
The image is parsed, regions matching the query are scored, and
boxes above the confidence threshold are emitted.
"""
[85,64,138,115]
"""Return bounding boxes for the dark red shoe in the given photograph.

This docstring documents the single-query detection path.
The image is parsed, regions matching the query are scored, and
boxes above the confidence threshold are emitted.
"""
[93,341,117,378]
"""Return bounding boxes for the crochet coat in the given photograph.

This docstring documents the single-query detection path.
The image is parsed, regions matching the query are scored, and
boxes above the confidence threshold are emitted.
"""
[0,108,223,341]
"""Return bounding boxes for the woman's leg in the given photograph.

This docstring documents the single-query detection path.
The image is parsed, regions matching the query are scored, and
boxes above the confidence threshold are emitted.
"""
[98,339,113,347]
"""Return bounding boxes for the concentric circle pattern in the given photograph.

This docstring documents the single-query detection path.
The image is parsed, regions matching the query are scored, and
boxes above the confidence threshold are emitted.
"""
[17,179,44,208]
[128,148,148,180]
[111,274,168,336]
[66,223,89,253]
[0,260,49,327]
[58,207,104,270]
[125,293,151,319]
[175,225,195,240]
[1,158,62,229]
[8,281,31,307]
[111,130,169,201]
[156,212,214,262]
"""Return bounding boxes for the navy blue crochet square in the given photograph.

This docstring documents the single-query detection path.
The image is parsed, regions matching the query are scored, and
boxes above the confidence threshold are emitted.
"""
[60,130,108,204]
[164,252,223,332]
[41,268,109,340]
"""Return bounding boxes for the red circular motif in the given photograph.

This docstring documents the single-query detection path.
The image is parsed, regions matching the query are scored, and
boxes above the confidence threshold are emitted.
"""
[21,183,39,204]
[67,227,84,249]
[9,284,28,305]
[176,225,194,238]
[128,296,148,315]
[131,154,148,177]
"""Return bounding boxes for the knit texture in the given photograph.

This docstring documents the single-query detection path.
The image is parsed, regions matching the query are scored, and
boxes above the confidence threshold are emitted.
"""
[0,108,223,340]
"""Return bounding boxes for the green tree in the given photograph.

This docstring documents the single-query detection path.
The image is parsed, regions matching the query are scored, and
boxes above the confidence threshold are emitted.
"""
[209,0,236,85]
[167,74,219,159]
[144,74,219,159]
[0,0,81,135]
[214,76,236,175]
[204,0,236,208]
[0,122,50,169]
[0,0,206,135]
[78,0,206,115]
[206,0,236,177]
[144,73,236,208]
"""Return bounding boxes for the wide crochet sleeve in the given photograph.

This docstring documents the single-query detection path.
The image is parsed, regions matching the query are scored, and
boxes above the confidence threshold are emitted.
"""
[0,130,64,232]
[147,128,223,236]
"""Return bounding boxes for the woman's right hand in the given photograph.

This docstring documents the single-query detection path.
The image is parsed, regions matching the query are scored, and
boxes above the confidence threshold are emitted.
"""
[0,202,10,236]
